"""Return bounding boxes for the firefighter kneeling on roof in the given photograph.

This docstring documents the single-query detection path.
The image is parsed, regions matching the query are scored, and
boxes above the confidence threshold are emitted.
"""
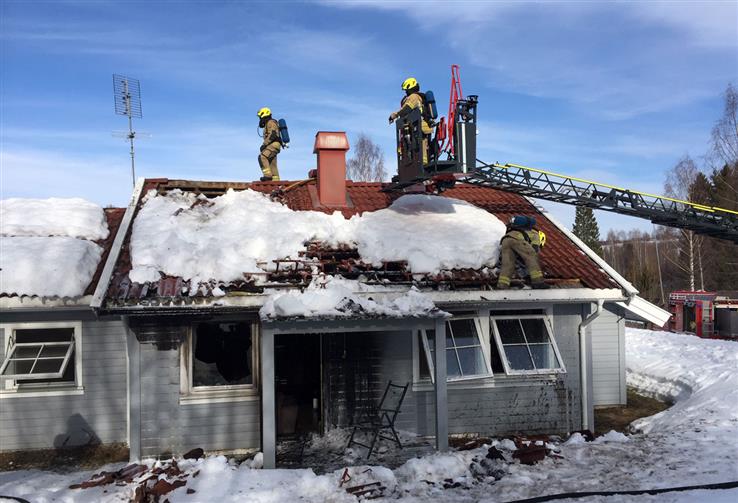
[496,216,550,290]
[257,107,282,181]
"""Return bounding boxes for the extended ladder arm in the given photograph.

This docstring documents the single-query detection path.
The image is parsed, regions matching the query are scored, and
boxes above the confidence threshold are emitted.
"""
[464,162,738,244]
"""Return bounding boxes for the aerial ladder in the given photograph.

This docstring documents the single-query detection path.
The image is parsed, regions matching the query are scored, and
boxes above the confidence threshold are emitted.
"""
[387,65,738,244]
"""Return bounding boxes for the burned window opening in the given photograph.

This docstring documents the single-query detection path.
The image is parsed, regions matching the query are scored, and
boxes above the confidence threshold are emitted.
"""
[192,322,253,387]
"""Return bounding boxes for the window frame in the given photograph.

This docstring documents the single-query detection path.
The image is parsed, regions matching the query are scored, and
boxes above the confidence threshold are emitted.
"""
[489,314,566,376]
[0,322,83,394]
[179,320,259,404]
[416,316,493,384]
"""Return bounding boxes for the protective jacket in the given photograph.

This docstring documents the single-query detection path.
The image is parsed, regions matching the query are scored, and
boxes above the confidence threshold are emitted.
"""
[262,118,282,151]
[396,92,433,134]
[504,229,543,252]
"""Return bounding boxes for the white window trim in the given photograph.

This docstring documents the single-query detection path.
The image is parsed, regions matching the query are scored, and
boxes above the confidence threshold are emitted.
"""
[490,314,567,376]
[415,316,493,384]
[0,321,84,397]
[179,321,259,405]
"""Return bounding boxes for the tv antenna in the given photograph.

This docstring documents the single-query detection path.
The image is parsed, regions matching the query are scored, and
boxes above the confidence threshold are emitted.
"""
[112,74,145,186]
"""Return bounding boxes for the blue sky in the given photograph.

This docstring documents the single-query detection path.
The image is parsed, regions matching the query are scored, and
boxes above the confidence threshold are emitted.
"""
[1,0,736,232]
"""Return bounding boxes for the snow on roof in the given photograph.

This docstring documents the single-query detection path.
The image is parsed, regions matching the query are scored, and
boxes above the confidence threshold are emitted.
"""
[0,197,109,240]
[259,276,447,320]
[0,197,109,298]
[0,237,103,298]
[128,188,507,287]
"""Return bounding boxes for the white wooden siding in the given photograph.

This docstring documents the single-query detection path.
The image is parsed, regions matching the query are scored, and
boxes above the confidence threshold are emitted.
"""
[0,320,128,451]
[590,305,626,406]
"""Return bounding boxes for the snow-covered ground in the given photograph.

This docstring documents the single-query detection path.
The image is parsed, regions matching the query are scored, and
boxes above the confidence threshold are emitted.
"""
[2,329,737,502]
[0,198,108,297]
[128,189,507,286]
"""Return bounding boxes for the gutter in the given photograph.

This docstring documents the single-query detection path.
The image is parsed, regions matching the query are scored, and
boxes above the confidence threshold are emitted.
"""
[91,178,146,310]
[579,299,603,431]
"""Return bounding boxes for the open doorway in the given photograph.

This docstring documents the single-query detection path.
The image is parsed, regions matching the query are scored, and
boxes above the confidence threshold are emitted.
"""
[683,303,696,333]
[274,334,322,437]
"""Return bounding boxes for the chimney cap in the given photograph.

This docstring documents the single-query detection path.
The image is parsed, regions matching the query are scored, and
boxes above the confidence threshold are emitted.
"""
[314,131,350,153]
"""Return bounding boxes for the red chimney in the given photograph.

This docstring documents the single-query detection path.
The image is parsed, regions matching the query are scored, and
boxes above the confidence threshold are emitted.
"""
[313,131,350,208]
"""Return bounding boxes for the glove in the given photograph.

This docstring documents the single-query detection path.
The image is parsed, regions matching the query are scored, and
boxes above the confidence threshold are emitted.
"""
[388,112,398,123]
[260,145,266,152]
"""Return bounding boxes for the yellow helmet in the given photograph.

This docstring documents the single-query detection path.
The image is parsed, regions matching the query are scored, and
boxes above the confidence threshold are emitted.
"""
[257,107,272,118]
[401,77,418,90]
[538,231,547,247]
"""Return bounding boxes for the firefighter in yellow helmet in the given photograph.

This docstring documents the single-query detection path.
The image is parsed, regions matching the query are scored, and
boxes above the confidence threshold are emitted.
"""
[496,216,549,289]
[257,107,281,181]
[388,77,433,164]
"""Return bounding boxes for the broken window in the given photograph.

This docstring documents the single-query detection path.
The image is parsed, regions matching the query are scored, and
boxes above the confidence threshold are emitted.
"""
[419,318,491,382]
[0,324,79,389]
[490,315,565,375]
[190,322,254,388]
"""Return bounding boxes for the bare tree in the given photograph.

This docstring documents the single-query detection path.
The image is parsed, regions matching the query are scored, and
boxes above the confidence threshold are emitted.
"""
[709,83,738,168]
[346,134,387,182]
[663,155,704,290]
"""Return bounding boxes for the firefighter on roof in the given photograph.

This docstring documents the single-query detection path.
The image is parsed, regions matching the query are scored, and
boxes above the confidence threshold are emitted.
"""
[257,107,281,181]
[496,216,549,290]
[388,77,433,164]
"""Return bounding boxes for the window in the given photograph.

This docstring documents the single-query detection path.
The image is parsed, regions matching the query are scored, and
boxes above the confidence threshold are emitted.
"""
[418,318,491,382]
[1,322,82,391]
[181,321,258,400]
[490,315,565,375]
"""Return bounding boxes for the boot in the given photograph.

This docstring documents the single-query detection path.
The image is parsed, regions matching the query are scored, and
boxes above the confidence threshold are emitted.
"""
[531,281,550,290]
[260,176,273,182]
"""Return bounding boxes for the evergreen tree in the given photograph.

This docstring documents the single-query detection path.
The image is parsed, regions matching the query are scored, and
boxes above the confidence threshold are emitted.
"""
[572,206,603,256]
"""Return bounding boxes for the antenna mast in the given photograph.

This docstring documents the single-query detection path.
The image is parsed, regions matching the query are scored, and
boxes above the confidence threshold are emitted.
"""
[113,74,143,186]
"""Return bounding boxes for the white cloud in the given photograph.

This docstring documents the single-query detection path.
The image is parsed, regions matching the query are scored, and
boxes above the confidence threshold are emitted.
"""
[626,0,738,49]
[323,1,737,119]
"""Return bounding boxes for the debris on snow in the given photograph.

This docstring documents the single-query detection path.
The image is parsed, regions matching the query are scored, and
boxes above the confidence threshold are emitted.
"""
[259,276,447,320]
[128,189,506,286]
[0,236,103,297]
[0,197,109,240]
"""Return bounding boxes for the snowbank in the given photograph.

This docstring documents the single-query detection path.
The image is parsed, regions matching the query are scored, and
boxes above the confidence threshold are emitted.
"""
[0,236,103,297]
[128,189,507,286]
[0,197,109,240]
[259,276,444,319]
[625,328,738,434]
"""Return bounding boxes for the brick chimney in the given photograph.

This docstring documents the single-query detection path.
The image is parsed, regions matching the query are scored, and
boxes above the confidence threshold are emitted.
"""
[313,131,350,208]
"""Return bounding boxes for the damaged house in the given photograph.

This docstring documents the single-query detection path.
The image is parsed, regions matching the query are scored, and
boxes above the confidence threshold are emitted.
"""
[0,132,670,468]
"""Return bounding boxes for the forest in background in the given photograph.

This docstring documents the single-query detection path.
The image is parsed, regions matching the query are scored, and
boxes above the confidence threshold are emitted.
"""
[590,84,738,307]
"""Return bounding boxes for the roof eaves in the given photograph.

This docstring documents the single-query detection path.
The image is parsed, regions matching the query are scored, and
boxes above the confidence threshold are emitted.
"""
[0,295,94,311]
[616,295,671,327]
[91,177,147,309]
[527,197,639,296]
